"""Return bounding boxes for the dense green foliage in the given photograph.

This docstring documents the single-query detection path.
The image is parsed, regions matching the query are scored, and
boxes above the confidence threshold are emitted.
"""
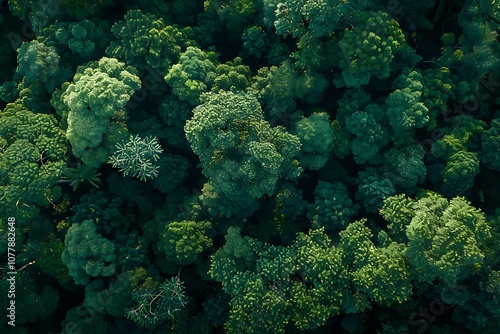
[0,0,499,333]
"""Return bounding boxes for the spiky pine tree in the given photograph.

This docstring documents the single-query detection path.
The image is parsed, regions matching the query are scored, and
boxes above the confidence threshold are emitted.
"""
[108,135,163,181]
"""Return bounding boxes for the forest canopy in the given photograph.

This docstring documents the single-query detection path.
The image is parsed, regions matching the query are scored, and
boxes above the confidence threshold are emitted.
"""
[0,0,499,333]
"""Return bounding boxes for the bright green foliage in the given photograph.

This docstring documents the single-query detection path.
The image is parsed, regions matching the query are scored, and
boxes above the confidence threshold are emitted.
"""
[345,110,388,164]
[381,144,426,193]
[338,11,405,88]
[62,57,141,168]
[338,219,373,266]
[351,241,412,307]
[385,69,430,143]
[420,67,455,129]
[126,277,187,329]
[443,115,486,154]
[307,181,359,234]
[61,220,117,285]
[185,91,302,218]
[210,227,350,333]
[107,10,192,74]
[429,116,485,197]
[339,219,412,311]
[165,46,218,105]
[431,134,468,161]
[0,101,66,225]
[160,220,213,266]
[352,243,412,306]
[209,226,256,279]
[480,119,500,171]
[291,112,333,170]
[223,270,289,333]
[299,0,367,37]
[55,19,112,59]
[281,229,349,329]
[379,194,416,244]
[108,135,163,181]
[356,167,397,213]
[212,57,251,93]
[405,192,491,285]
[1,0,499,331]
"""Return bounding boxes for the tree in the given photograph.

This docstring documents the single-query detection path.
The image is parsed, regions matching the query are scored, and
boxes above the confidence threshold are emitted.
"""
[106,9,193,75]
[0,100,67,225]
[209,227,350,333]
[16,40,68,94]
[339,219,413,311]
[385,68,430,144]
[55,19,112,59]
[336,11,406,88]
[345,109,389,164]
[291,112,334,170]
[184,90,302,218]
[211,57,251,93]
[400,191,491,285]
[165,46,218,105]
[108,135,163,181]
[263,0,368,38]
[159,220,213,266]
[307,181,359,234]
[61,57,141,168]
[61,220,117,285]
[379,194,416,244]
